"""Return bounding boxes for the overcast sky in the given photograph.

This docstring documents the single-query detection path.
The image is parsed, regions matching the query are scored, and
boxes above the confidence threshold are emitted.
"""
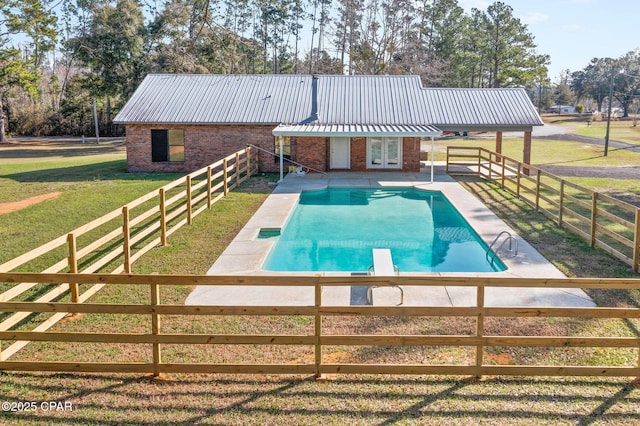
[459,0,640,81]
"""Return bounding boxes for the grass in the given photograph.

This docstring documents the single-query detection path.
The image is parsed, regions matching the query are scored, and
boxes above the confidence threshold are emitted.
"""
[575,120,640,144]
[0,141,183,264]
[542,112,640,144]
[2,141,640,424]
[434,136,640,168]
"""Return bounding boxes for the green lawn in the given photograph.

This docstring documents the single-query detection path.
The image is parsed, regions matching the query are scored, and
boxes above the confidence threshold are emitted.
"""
[574,120,640,144]
[434,136,640,168]
[541,113,640,144]
[0,143,183,264]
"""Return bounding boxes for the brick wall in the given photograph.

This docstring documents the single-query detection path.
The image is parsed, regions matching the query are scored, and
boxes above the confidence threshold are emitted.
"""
[402,137,420,172]
[351,137,367,171]
[125,124,421,173]
[295,136,328,172]
[125,124,280,173]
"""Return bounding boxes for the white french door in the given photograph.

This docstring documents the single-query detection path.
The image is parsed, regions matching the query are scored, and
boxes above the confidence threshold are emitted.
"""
[367,137,402,169]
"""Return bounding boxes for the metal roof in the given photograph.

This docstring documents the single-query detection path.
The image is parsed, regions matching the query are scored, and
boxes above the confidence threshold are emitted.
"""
[114,74,313,124]
[272,124,442,137]
[114,74,543,131]
[421,87,544,130]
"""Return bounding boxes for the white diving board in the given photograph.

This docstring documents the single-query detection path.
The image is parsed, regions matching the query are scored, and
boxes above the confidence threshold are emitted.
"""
[371,248,395,276]
[367,248,403,305]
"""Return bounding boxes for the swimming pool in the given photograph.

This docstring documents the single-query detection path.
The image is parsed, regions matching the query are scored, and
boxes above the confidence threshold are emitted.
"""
[262,187,506,273]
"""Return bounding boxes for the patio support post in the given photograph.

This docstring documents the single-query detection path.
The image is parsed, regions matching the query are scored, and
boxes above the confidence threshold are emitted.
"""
[523,131,532,176]
[278,135,284,182]
[495,131,503,161]
[430,137,435,183]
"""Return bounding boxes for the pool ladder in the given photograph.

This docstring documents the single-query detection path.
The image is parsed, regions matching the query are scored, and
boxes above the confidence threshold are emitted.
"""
[486,231,518,265]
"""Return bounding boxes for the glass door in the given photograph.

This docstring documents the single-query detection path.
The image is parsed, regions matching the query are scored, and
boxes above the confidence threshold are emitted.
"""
[368,137,384,168]
[367,137,401,169]
[386,138,400,167]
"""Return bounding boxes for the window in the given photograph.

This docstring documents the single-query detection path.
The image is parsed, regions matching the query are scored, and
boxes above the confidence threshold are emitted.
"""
[151,129,184,162]
[274,136,291,162]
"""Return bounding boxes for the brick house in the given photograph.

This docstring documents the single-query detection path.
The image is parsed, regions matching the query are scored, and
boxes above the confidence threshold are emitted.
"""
[114,74,543,174]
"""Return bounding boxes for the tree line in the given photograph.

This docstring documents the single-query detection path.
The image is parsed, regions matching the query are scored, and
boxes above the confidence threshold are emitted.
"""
[0,0,565,139]
[570,52,640,118]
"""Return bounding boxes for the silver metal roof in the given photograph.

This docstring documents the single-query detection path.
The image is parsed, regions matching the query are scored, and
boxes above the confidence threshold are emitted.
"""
[115,74,542,131]
[272,124,442,137]
[421,87,544,131]
[114,74,313,124]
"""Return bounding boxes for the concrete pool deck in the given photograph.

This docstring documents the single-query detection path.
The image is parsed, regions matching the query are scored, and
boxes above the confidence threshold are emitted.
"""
[185,166,595,308]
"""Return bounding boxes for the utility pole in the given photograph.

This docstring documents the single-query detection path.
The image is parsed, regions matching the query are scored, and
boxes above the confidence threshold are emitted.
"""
[604,67,615,157]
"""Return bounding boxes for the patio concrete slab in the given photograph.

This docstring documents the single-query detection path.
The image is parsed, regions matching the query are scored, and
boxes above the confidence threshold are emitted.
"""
[185,166,596,308]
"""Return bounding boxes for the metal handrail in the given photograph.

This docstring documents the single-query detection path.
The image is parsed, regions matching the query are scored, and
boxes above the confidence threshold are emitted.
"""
[246,144,327,175]
[486,231,519,265]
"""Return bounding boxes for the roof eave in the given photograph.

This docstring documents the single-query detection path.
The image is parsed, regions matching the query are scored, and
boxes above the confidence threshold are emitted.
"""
[434,124,539,133]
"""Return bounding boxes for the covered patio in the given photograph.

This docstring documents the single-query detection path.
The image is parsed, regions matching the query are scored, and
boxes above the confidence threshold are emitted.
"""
[272,123,443,182]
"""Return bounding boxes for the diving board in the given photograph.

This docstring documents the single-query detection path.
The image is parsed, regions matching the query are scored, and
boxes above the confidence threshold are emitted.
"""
[371,248,395,276]
[367,249,403,305]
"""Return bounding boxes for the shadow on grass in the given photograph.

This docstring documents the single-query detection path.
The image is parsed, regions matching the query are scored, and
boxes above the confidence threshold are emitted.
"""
[2,160,183,183]
[1,373,639,424]
[0,144,126,160]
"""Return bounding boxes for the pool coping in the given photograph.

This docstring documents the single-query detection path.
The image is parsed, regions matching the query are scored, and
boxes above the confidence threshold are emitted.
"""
[208,169,565,279]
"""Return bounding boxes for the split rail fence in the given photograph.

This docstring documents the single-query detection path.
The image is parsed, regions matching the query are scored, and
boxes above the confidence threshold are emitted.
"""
[446,146,640,272]
[1,273,640,378]
[0,147,257,359]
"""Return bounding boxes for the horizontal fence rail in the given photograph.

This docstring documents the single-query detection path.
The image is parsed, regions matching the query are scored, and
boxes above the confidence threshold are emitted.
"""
[1,273,640,378]
[447,146,640,272]
[0,148,257,360]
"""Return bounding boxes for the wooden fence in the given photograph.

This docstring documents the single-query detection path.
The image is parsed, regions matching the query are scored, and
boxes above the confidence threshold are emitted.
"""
[446,147,640,272]
[0,147,257,359]
[1,273,640,378]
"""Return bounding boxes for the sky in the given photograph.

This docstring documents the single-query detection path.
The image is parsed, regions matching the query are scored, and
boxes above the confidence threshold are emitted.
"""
[458,0,640,81]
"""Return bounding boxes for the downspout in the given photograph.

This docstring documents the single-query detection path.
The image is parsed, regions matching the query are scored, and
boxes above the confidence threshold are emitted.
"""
[310,75,319,122]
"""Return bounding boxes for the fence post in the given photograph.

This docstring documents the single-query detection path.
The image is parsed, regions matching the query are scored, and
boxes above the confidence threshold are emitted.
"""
[445,147,450,174]
[150,282,163,378]
[207,167,212,209]
[235,152,240,186]
[558,180,565,227]
[122,207,131,274]
[315,280,324,380]
[590,192,598,248]
[633,209,640,273]
[477,148,481,176]
[186,176,193,225]
[159,189,167,246]
[516,163,522,198]
[475,285,485,379]
[246,148,252,179]
[500,156,506,189]
[223,158,228,196]
[67,233,79,304]
[535,171,541,210]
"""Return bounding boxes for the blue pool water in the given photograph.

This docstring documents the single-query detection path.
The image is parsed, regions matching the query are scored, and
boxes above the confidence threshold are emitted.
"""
[263,188,506,273]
